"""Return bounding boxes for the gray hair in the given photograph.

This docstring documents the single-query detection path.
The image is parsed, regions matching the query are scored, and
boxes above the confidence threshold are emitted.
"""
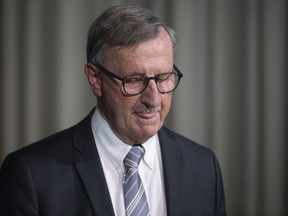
[86,5,177,64]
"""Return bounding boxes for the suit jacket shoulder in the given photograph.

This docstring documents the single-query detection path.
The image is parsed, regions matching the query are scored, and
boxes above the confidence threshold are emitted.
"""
[158,126,226,216]
[0,109,115,216]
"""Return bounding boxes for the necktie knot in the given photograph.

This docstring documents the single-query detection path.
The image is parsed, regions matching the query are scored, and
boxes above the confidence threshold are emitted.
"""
[124,145,145,171]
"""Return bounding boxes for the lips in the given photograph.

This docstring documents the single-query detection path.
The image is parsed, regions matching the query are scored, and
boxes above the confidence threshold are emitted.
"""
[134,107,160,119]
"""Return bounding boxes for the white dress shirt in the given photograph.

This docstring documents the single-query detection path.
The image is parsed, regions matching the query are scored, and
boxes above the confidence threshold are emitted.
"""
[91,108,167,216]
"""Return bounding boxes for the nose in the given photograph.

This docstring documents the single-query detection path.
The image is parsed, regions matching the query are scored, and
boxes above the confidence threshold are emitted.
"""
[140,79,161,106]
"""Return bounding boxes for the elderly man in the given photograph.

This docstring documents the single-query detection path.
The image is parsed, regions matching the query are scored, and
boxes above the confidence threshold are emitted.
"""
[0,5,226,216]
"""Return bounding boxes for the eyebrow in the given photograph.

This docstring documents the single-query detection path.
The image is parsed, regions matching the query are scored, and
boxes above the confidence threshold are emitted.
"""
[125,67,175,77]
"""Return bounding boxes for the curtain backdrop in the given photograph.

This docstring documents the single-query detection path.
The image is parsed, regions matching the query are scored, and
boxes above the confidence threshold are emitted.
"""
[1,0,287,215]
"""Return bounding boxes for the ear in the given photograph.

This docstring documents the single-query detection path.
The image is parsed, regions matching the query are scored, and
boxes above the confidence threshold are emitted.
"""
[84,63,102,97]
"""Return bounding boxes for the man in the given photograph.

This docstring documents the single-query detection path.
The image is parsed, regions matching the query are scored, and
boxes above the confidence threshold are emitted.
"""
[0,5,226,216]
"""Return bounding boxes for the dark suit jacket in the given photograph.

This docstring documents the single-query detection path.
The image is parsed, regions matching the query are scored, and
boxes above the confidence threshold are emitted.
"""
[0,109,226,216]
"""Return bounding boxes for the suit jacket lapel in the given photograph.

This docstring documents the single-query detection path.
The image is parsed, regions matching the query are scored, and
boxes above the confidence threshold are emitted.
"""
[72,110,115,216]
[158,127,184,216]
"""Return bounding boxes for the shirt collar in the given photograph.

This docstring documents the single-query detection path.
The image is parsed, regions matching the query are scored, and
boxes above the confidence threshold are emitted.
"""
[91,107,156,172]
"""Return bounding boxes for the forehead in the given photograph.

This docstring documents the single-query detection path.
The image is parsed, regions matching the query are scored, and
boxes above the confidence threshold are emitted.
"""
[103,28,173,73]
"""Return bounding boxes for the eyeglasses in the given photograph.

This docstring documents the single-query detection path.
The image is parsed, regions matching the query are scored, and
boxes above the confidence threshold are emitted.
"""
[93,63,183,96]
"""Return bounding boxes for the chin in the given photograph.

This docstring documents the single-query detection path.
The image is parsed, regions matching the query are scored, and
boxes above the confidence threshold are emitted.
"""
[139,126,160,138]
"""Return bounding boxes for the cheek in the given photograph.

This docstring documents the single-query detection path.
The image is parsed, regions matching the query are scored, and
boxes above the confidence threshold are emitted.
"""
[160,95,172,117]
[116,99,138,125]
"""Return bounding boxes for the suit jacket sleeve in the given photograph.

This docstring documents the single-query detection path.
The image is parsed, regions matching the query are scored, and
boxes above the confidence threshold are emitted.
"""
[0,152,38,215]
[213,153,226,216]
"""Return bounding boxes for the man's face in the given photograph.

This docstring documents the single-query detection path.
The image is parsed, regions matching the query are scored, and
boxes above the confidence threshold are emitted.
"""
[87,28,174,144]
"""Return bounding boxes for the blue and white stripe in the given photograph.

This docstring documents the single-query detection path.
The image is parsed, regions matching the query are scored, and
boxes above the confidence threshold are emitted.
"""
[123,145,150,216]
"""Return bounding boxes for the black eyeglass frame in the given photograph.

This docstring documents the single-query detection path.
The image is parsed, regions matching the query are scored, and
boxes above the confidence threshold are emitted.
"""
[93,63,183,96]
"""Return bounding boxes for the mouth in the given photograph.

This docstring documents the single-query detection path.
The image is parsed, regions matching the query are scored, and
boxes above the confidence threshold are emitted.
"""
[134,107,160,119]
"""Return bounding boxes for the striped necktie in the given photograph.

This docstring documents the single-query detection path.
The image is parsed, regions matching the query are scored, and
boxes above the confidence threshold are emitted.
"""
[123,145,150,216]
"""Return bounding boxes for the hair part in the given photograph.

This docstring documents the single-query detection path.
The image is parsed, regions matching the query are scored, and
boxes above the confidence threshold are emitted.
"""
[86,5,177,64]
